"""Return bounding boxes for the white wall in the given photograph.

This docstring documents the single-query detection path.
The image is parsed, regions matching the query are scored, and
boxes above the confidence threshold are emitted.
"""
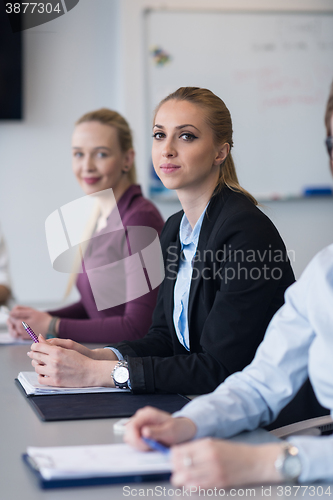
[0,0,121,304]
[0,0,332,307]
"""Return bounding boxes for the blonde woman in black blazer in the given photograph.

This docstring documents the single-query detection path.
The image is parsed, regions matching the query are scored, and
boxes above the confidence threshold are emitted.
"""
[29,88,297,404]
[112,186,294,395]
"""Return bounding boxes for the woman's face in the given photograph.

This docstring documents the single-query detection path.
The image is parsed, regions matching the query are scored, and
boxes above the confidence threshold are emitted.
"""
[72,121,133,196]
[152,99,228,194]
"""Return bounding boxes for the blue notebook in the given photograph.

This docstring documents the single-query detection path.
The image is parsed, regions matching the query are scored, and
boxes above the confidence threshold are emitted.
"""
[23,443,171,489]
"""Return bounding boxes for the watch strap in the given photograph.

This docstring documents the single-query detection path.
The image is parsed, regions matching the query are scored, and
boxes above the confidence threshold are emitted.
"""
[46,316,59,339]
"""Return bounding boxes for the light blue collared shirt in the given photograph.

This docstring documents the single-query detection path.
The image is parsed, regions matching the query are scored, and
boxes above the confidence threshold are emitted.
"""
[174,244,333,483]
[173,205,208,351]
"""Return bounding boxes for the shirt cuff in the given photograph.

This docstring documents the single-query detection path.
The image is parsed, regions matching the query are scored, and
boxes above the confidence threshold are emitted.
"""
[104,347,124,360]
[287,434,333,483]
[172,403,217,440]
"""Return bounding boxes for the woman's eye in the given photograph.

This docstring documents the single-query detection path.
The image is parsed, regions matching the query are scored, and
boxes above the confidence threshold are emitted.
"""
[152,132,165,140]
[73,151,83,158]
[180,133,197,141]
[97,152,108,158]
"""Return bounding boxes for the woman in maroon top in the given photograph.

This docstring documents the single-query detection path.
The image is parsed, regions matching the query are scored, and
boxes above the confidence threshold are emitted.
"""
[8,109,164,343]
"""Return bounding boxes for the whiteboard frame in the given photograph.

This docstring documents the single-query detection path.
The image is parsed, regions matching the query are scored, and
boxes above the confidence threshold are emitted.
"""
[118,0,333,197]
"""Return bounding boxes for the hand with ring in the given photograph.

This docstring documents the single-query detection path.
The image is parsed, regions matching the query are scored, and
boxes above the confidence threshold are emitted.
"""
[171,438,283,489]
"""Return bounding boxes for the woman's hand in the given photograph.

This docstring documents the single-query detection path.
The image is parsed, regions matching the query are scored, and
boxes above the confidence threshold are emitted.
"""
[9,306,53,338]
[124,406,197,451]
[43,337,94,357]
[45,338,118,361]
[28,336,118,387]
[7,316,21,338]
[171,440,283,489]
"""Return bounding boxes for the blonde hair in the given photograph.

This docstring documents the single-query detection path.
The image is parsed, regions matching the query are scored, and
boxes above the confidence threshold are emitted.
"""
[155,87,257,205]
[325,80,333,136]
[76,108,137,184]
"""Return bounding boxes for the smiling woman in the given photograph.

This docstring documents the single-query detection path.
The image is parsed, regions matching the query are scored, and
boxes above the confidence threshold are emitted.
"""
[8,108,164,343]
[72,111,136,200]
[26,90,302,421]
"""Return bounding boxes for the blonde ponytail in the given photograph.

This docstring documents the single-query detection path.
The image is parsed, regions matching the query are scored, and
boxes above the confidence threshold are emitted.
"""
[217,153,258,205]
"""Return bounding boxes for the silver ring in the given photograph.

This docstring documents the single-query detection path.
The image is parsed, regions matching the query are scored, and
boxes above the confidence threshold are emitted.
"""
[183,455,193,468]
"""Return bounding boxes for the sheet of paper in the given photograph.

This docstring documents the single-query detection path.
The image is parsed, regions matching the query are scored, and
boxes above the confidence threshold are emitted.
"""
[0,307,10,332]
[18,371,129,395]
[27,443,171,480]
[0,332,31,345]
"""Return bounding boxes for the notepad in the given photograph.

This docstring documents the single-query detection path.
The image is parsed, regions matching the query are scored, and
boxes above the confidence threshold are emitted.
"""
[0,307,8,326]
[0,332,31,345]
[0,308,31,342]
[24,443,171,488]
[17,371,129,396]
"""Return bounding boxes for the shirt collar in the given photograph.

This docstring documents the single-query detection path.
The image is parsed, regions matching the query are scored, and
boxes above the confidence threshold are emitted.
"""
[179,202,209,249]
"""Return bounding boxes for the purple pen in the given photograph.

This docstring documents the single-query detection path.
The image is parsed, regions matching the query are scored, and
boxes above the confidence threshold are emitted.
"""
[22,322,39,343]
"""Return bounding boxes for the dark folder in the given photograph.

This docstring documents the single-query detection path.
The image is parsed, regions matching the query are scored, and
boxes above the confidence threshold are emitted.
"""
[15,379,190,421]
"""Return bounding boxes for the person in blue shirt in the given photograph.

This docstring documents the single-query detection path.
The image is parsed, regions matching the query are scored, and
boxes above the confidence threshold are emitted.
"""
[124,80,333,486]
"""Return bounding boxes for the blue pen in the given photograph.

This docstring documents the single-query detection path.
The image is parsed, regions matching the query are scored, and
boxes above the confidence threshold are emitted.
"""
[142,437,170,455]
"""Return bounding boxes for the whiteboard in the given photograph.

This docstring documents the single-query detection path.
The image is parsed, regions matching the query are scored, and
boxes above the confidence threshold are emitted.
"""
[145,10,333,199]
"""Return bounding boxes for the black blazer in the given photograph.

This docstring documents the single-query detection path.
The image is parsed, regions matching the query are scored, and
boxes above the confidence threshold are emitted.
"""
[110,188,295,394]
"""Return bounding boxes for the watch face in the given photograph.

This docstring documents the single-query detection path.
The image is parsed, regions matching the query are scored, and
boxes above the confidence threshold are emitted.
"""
[115,366,129,384]
[284,455,302,479]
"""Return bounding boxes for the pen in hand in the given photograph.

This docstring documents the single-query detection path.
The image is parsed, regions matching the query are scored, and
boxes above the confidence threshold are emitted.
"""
[142,437,170,455]
[21,322,39,343]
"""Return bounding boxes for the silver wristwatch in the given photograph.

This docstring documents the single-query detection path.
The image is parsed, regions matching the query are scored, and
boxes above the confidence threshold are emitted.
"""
[275,443,302,481]
[112,360,130,389]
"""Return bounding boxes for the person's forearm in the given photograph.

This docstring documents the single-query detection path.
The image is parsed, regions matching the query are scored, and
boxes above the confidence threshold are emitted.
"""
[250,444,283,484]
[57,288,159,344]
[48,300,89,320]
[88,359,117,387]
[91,348,118,361]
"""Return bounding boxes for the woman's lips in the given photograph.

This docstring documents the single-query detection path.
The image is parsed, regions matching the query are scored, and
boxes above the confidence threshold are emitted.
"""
[159,163,181,174]
[83,177,101,185]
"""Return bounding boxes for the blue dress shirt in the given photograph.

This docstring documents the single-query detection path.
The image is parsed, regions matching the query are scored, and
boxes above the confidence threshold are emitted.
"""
[174,244,333,483]
[173,205,208,351]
